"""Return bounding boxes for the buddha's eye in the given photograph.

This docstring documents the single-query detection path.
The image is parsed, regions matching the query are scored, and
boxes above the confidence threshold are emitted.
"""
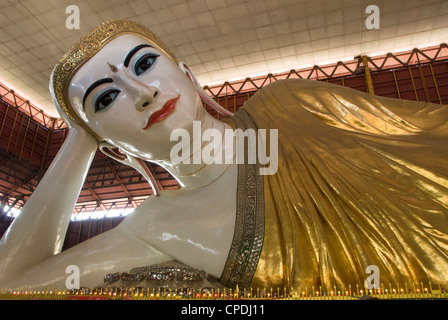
[95,89,120,113]
[134,53,159,76]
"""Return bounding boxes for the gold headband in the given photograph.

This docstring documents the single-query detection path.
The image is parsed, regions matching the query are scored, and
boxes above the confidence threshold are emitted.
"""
[51,19,178,141]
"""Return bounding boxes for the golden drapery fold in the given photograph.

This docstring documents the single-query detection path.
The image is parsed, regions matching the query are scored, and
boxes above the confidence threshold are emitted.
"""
[237,79,448,291]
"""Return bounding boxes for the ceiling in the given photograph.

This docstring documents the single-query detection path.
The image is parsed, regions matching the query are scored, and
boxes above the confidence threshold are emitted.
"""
[0,0,447,118]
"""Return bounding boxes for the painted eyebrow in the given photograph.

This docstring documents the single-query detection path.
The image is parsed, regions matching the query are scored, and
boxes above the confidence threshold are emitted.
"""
[82,78,114,110]
[124,44,155,68]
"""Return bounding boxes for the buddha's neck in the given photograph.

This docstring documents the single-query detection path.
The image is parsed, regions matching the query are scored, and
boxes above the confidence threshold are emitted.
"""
[156,111,236,189]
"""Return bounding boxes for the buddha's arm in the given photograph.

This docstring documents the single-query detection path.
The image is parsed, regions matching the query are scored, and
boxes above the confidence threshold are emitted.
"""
[0,126,97,284]
[0,227,172,290]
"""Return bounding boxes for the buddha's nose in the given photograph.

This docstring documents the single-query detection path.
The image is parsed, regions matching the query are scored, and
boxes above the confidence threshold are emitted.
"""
[113,74,160,112]
[136,88,160,111]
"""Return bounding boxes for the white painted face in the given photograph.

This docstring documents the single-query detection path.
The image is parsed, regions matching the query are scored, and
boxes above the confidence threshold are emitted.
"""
[68,34,203,161]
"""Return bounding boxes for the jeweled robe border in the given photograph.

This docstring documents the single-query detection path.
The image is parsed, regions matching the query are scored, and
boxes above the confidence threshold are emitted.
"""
[219,108,265,289]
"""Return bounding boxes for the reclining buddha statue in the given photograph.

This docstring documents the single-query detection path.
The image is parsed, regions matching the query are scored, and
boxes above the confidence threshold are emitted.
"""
[0,20,447,292]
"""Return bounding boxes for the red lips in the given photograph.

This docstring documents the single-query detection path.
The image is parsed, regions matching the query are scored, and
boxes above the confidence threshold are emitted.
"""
[143,95,180,130]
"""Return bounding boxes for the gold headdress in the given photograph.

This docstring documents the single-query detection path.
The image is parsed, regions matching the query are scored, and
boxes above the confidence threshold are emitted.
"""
[51,19,177,141]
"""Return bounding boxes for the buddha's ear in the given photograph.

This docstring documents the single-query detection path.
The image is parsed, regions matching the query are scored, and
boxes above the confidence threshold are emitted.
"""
[178,61,234,117]
[99,142,160,196]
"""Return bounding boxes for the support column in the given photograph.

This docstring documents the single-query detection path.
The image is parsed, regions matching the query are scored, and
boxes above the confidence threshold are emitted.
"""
[361,55,375,95]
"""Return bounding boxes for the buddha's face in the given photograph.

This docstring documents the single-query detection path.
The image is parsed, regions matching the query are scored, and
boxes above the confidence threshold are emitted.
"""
[68,34,203,160]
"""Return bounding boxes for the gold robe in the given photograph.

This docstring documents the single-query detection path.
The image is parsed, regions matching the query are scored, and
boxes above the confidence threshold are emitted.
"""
[220,79,448,292]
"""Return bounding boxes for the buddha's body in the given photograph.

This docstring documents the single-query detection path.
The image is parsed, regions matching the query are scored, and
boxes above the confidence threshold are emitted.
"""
[0,20,447,291]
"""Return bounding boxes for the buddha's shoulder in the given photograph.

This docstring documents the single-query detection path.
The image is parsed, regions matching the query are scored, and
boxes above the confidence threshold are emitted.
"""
[243,79,342,109]
[259,78,343,93]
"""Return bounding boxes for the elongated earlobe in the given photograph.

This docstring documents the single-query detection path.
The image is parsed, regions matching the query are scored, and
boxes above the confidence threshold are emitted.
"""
[100,145,127,161]
[99,142,161,196]
[178,62,234,117]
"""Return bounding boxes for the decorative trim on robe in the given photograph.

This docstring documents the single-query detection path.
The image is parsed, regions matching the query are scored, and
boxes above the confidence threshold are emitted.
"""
[219,108,265,289]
